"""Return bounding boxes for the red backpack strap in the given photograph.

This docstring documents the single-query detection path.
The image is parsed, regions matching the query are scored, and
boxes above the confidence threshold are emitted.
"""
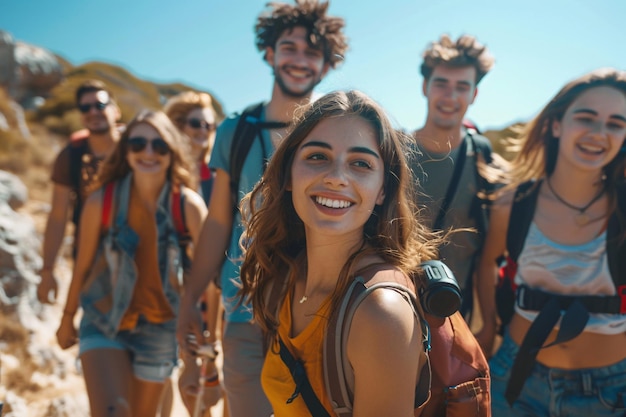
[171,185,190,239]
[101,182,115,230]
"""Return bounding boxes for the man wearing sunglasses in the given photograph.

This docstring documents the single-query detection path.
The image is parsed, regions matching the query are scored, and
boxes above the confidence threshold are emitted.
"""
[37,79,121,305]
[177,1,348,416]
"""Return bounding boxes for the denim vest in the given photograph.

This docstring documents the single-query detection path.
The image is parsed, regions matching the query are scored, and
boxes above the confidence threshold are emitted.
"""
[79,174,184,338]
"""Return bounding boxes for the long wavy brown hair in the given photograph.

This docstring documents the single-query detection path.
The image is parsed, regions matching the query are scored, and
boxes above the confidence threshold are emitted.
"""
[255,0,348,68]
[238,90,443,339]
[96,109,196,190]
[506,68,626,196]
[501,68,626,241]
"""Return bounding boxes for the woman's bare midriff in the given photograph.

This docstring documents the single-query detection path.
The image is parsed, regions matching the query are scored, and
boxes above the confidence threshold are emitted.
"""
[509,313,626,369]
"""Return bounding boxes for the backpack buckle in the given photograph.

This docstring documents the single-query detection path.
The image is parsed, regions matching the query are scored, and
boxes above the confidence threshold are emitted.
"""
[618,285,626,314]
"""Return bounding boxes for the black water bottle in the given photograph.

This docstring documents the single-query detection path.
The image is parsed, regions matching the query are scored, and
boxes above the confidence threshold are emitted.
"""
[418,260,462,318]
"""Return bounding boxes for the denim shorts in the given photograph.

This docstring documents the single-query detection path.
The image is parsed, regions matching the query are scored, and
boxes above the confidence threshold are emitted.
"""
[490,331,626,416]
[79,315,177,383]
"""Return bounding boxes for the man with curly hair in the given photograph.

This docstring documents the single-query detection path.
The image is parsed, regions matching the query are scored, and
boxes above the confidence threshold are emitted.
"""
[409,34,498,320]
[177,1,347,416]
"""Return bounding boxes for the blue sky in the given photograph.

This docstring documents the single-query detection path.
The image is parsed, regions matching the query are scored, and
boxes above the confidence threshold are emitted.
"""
[2,0,625,132]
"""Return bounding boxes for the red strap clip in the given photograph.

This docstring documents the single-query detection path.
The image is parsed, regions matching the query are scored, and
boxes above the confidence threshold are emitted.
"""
[618,285,626,314]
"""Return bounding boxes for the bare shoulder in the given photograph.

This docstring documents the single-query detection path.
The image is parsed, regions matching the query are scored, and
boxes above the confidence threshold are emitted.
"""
[347,268,421,378]
[83,187,104,210]
[354,268,418,331]
[182,186,206,210]
[490,188,515,226]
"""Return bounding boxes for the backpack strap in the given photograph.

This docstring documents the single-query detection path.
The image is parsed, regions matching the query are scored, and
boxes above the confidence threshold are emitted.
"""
[607,183,626,287]
[101,182,116,230]
[228,101,266,214]
[171,185,191,247]
[69,135,89,226]
[506,179,541,263]
[199,163,215,206]
[324,277,431,417]
[228,101,290,214]
[432,139,468,231]
[277,336,332,417]
[495,179,541,331]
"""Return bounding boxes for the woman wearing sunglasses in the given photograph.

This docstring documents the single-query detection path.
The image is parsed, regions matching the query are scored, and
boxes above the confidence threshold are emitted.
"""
[165,91,219,206]
[56,110,207,417]
[164,92,228,417]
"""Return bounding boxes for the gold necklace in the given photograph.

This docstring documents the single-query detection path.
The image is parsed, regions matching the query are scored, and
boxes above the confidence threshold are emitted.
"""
[546,178,605,226]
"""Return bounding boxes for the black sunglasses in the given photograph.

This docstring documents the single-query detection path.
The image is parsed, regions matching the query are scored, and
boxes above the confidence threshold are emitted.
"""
[127,137,170,155]
[187,118,216,131]
[78,101,109,114]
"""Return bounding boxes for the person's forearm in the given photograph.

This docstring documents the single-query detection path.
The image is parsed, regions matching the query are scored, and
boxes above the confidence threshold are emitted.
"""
[205,283,221,344]
[42,217,67,270]
[476,264,498,330]
[184,217,230,303]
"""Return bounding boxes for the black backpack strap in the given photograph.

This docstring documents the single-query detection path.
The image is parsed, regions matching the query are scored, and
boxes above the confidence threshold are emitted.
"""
[507,180,541,263]
[495,180,541,332]
[607,183,626,286]
[433,139,468,231]
[68,137,89,226]
[228,101,266,213]
[277,336,331,417]
[607,183,626,314]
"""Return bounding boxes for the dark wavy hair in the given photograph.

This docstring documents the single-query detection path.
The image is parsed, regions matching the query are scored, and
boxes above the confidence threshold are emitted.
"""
[420,34,495,85]
[255,0,348,68]
[238,90,442,339]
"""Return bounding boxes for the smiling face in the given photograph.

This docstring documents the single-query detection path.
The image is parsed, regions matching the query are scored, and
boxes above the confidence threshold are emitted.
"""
[552,86,626,174]
[266,26,330,99]
[423,65,477,131]
[125,122,172,178]
[290,115,385,244]
[78,90,120,135]
[182,106,217,158]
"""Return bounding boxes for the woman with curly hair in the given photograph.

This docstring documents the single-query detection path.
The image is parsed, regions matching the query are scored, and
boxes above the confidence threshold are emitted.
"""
[56,110,207,417]
[239,90,442,416]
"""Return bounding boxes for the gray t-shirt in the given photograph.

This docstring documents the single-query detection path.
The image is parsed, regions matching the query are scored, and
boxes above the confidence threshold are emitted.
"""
[409,134,483,290]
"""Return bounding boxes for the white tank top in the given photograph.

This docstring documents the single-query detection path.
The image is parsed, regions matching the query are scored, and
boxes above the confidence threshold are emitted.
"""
[514,222,626,335]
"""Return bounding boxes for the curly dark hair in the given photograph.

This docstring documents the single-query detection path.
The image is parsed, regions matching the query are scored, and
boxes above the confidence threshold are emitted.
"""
[420,34,495,85]
[255,0,348,68]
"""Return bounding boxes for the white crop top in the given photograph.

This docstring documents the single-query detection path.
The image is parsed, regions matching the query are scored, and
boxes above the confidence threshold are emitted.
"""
[514,222,626,335]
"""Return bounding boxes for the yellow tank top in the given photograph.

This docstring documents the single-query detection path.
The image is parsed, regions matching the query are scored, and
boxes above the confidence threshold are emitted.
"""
[261,290,335,416]
[118,188,175,330]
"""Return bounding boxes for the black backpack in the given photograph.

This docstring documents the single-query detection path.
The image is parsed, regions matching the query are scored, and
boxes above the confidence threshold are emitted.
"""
[496,179,626,329]
[496,179,626,405]
[227,101,288,213]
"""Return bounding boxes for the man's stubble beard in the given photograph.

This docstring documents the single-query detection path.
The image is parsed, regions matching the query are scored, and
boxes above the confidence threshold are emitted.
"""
[273,66,322,99]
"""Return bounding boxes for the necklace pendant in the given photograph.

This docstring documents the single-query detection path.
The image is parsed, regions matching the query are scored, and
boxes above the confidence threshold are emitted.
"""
[299,295,308,304]
[575,212,590,226]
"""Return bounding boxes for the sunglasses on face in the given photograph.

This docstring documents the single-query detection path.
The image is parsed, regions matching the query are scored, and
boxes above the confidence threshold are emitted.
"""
[127,137,170,155]
[78,101,109,114]
[186,118,216,131]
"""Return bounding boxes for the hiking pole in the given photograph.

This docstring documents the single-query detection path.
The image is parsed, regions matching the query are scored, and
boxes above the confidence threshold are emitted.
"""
[192,343,218,417]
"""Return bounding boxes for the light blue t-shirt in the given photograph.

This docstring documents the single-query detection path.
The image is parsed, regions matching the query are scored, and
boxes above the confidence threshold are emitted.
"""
[209,105,274,323]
